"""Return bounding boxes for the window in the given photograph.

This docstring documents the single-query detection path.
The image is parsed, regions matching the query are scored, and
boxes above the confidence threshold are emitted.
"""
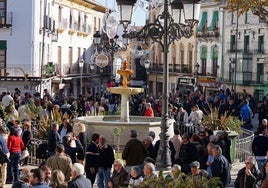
[212,46,218,77]
[188,49,193,73]
[98,17,101,31]
[58,46,62,76]
[0,0,6,24]
[58,6,62,23]
[69,9,73,29]
[231,12,236,24]
[258,35,264,53]
[200,46,207,75]
[78,12,81,31]
[180,49,184,63]
[94,16,96,32]
[77,47,81,61]
[171,45,176,73]
[83,14,87,32]
[244,35,249,53]
[230,34,236,52]
[83,48,86,63]
[0,40,6,76]
[69,47,73,72]
[245,12,248,24]
[241,58,252,72]
[257,63,264,84]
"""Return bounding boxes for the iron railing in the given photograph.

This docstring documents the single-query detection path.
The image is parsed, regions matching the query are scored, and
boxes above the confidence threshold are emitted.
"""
[235,128,255,162]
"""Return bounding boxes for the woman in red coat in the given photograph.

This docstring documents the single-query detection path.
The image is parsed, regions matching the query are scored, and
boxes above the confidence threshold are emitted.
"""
[6,128,24,183]
[144,103,154,117]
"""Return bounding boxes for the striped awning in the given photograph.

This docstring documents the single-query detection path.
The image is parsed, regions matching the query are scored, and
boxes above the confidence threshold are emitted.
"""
[197,12,207,32]
[208,11,219,31]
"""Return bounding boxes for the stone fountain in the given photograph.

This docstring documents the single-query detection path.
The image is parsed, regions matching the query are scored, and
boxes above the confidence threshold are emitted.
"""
[73,61,172,148]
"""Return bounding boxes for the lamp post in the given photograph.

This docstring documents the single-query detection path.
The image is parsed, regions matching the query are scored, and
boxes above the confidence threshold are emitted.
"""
[93,31,127,80]
[79,58,84,95]
[195,62,200,90]
[230,58,236,90]
[116,0,201,168]
[144,59,150,99]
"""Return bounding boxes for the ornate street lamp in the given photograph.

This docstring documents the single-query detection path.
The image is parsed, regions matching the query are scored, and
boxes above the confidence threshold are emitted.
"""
[93,31,127,80]
[79,58,84,95]
[116,0,201,169]
[116,0,137,31]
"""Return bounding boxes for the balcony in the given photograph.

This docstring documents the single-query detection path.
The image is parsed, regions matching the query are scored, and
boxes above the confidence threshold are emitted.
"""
[150,63,192,74]
[196,30,220,39]
[0,12,12,28]
[44,16,56,34]
[227,49,244,53]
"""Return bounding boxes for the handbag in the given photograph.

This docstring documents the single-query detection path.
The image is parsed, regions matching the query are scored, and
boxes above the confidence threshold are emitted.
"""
[20,148,29,160]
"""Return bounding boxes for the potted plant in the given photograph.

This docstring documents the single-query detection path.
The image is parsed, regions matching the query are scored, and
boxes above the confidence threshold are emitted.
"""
[202,106,242,134]
[202,105,242,162]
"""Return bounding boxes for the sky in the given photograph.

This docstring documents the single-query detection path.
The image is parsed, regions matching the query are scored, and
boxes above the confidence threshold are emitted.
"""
[95,0,146,26]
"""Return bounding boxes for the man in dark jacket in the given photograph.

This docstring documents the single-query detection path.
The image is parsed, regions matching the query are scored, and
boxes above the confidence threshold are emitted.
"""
[252,126,268,171]
[97,135,115,188]
[68,163,92,188]
[234,156,260,188]
[108,159,129,188]
[85,133,100,186]
[177,133,198,174]
[122,130,148,173]
[63,135,84,164]
[47,123,61,156]
[211,144,231,186]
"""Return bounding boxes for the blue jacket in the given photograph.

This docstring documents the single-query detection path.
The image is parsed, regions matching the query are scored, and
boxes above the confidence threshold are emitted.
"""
[0,135,9,154]
[240,104,252,121]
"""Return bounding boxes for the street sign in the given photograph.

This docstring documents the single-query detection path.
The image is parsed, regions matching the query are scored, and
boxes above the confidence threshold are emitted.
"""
[95,54,109,68]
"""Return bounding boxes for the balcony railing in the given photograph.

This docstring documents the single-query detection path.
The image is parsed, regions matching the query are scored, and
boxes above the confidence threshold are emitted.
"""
[0,11,12,28]
[150,63,192,74]
[196,31,220,38]
[227,49,244,53]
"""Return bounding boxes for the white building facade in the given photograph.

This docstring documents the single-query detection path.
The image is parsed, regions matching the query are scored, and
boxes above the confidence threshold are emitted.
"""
[0,0,106,98]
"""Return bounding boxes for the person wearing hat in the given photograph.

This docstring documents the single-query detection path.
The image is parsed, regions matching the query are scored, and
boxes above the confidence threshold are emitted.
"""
[46,144,72,181]
[188,161,209,186]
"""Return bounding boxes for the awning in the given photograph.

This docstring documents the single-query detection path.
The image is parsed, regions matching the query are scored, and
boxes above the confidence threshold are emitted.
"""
[197,12,207,32]
[0,41,7,50]
[208,11,219,31]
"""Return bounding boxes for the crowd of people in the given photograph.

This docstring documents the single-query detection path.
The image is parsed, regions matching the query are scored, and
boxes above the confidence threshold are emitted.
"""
[0,85,268,187]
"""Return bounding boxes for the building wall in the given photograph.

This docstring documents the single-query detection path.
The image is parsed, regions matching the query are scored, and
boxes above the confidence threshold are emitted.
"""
[224,7,268,94]
[0,0,106,96]
[4,0,33,75]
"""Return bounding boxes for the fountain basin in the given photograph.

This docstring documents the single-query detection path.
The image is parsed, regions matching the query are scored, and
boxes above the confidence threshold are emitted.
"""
[73,116,175,148]
[73,116,161,145]
[107,87,144,95]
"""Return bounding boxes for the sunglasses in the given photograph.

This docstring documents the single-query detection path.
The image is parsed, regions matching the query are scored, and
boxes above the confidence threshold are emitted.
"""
[245,162,251,164]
